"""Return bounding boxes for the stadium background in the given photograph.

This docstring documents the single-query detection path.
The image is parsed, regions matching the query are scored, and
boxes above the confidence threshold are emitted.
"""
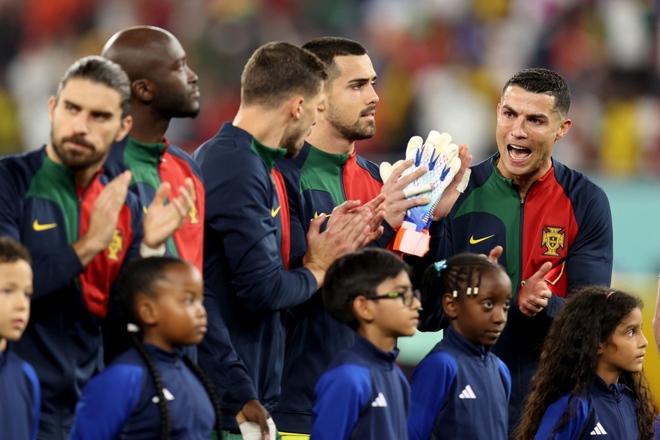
[0,0,658,404]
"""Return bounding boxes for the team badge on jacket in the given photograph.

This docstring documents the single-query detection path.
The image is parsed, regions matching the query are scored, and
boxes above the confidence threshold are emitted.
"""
[107,229,124,261]
[541,226,565,257]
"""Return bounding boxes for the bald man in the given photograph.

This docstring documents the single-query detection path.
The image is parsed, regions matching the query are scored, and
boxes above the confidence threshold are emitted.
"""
[101,26,275,439]
[101,26,205,273]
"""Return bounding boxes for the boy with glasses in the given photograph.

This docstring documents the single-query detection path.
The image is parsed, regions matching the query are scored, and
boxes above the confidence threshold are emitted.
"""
[311,248,421,440]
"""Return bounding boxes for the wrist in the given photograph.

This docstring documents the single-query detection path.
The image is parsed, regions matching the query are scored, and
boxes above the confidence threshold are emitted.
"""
[139,242,166,257]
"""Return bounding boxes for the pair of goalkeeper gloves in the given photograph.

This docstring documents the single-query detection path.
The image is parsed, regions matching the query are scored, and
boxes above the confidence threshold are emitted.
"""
[379,131,470,256]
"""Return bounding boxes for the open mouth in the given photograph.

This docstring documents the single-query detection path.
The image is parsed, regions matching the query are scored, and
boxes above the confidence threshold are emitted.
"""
[507,144,531,162]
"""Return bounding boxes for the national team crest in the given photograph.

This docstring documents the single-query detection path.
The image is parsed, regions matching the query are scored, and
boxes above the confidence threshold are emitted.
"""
[541,226,565,257]
[189,205,199,224]
[107,229,124,261]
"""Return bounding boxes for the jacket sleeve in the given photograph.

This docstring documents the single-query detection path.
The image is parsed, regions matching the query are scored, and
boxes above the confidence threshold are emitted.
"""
[0,164,84,301]
[408,351,456,440]
[311,364,371,440]
[545,186,613,318]
[69,364,143,440]
[565,187,613,291]
[197,290,258,415]
[534,396,589,440]
[203,153,317,313]
[21,361,41,440]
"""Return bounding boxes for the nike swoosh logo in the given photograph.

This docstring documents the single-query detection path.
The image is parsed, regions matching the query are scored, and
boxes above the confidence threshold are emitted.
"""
[33,220,57,231]
[469,234,494,245]
[313,212,332,219]
[271,206,281,217]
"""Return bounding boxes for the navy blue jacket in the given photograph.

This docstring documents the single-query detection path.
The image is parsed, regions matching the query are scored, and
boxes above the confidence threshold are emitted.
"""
[311,334,410,440]
[0,148,143,439]
[69,343,215,439]
[534,377,638,439]
[426,155,612,431]
[193,123,318,429]
[0,345,40,440]
[273,142,396,433]
[408,327,510,440]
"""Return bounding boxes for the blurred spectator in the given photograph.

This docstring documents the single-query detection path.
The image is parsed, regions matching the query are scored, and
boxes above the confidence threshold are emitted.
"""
[0,0,658,179]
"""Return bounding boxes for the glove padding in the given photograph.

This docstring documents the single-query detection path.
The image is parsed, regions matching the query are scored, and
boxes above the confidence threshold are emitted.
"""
[380,130,470,256]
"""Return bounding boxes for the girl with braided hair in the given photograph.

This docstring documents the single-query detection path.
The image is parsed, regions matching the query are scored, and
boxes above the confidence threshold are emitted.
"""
[516,286,657,440]
[408,253,512,440]
[69,256,222,439]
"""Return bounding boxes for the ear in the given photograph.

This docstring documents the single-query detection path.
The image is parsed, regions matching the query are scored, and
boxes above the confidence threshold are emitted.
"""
[318,98,326,112]
[115,115,133,142]
[288,96,305,121]
[352,296,375,324]
[442,293,459,320]
[131,79,155,103]
[596,341,605,356]
[136,295,158,327]
[48,96,56,123]
[555,118,572,141]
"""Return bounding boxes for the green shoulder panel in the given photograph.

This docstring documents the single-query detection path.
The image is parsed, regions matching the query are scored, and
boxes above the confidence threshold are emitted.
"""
[123,137,165,190]
[250,138,287,171]
[299,147,348,205]
[25,157,79,244]
[455,167,522,285]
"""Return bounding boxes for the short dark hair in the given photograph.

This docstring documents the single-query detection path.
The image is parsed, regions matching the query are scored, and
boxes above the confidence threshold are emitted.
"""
[241,42,327,109]
[0,236,31,265]
[302,37,367,78]
[323,248,412,331]
[503,67,571,117]
[56,55,131,117]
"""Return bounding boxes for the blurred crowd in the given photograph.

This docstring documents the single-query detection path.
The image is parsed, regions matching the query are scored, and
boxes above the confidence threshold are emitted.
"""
[1,0,660,176]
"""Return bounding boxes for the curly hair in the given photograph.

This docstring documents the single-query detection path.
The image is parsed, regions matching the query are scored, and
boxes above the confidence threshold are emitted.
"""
[515,286,657,439]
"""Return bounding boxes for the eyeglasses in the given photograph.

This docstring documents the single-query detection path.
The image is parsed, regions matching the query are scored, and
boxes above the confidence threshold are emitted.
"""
[364,289,421,307]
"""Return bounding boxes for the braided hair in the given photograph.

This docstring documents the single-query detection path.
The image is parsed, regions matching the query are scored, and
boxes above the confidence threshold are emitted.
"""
[116,256,223,439]
[420,253,505,327]
[515,286,657,439]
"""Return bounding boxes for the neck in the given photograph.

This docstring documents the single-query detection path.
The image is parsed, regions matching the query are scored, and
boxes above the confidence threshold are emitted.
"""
[306,118,355,155]
[233,105,288,150]
[596,364,622,387]
[495,157,550,198]
[142,330,175,353]
[0,338,6,352]
[128,106,170,144]
[45,144,102,187]
[358,326,396,353]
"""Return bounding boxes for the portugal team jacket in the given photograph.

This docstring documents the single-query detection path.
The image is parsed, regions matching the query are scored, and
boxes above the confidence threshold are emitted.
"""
[69,343,215,440]
[273,143,395,433]
[311,334,410,440]
[0,147,142,436]
[534,377,638,439]
[427,154,613,428]
[103,136,205,363]
[104,136,205,272]
[192,123,318,430]
[0,345,40,440]
[408,327,510,440]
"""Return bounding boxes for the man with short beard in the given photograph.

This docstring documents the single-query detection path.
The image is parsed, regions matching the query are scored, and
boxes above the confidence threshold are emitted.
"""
[102,26,205,274]
[272,37,471,439]
[0,56,195,440]
[193,42,386,439]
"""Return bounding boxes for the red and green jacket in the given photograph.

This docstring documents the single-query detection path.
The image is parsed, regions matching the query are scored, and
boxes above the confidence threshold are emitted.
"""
[429,153,613,432]
[273,142,396,433]
[0,147,142,437]
[104,136,205,273]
